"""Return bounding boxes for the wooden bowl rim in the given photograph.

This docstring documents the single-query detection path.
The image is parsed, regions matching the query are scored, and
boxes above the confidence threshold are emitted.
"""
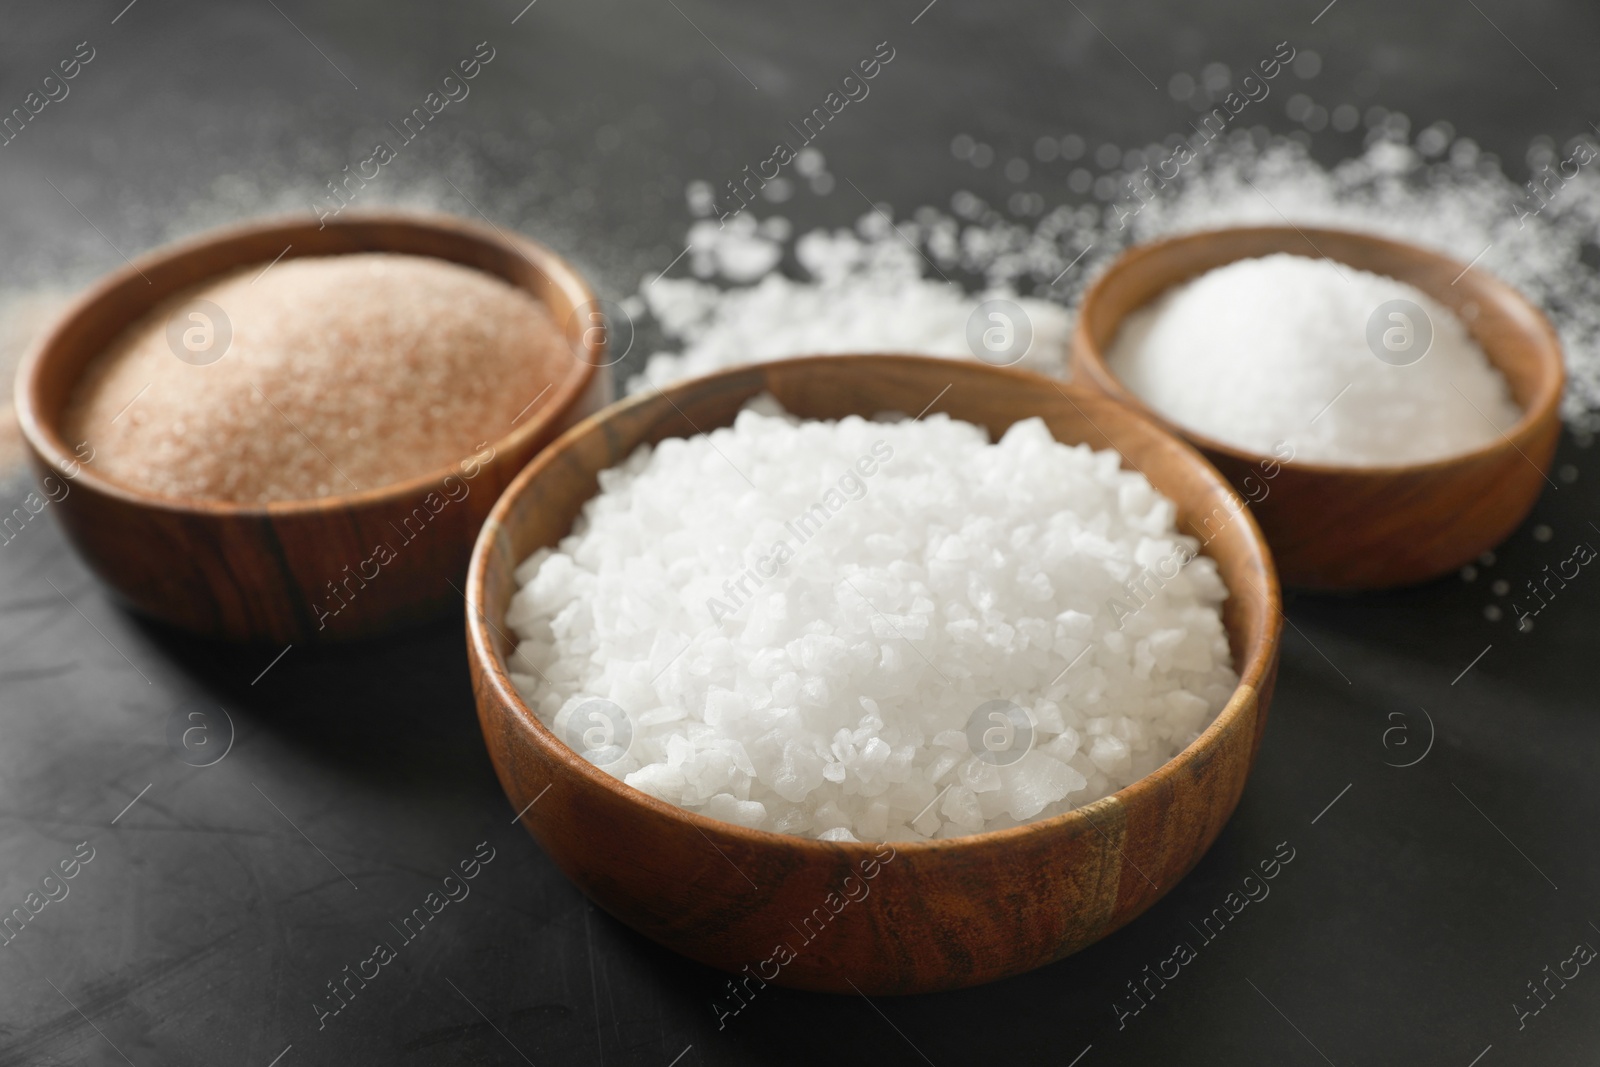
[466,352,1283,858]
[1072,224,1566,477]
[13,210,602,516]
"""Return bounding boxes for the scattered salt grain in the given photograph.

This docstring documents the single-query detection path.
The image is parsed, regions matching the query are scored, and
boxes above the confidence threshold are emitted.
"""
[643,129,1600,440]
[506,400,1237,841]
[1121,136,1600,429]
[631,215,1072,392]
[1108,254,1522,464]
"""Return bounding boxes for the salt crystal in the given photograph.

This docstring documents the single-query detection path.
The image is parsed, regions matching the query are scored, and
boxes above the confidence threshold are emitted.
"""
[508,400,1237,840]
[631,221,1072,391]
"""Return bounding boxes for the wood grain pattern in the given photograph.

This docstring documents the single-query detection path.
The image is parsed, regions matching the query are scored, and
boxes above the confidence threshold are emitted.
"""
[465,354,1282,995]
[1072,225,1565,590]
[14,212,610,643]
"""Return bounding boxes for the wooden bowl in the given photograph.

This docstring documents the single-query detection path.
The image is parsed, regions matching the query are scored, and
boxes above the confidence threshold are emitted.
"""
[466,354,1281,995]
[1072,226,1564,590]
[14,212,610,643]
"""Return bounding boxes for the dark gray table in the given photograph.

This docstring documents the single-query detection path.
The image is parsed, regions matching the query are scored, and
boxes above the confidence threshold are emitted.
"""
[2,1,1597,1063]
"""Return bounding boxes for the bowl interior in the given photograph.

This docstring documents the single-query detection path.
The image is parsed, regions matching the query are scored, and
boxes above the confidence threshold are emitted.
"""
[471,353,1281,850]
[1074,225,1565,471]
[18,211,601,511]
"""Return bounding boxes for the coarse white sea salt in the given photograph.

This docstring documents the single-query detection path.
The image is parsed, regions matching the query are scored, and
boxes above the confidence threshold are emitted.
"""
[505,400,1237,841]
[633,132,1600,435]
[630,215,1072,392]
[1107,254,1522,465]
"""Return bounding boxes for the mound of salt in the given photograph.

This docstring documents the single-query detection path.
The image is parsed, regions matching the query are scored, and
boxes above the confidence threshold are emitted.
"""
[507,399,1237,841]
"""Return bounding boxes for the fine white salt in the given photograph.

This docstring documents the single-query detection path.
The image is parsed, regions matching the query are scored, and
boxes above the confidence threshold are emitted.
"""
[506,400,1237,841]
[1107,254,1522,465]
[634,129,1600,442]
[1117,135,1600,430]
